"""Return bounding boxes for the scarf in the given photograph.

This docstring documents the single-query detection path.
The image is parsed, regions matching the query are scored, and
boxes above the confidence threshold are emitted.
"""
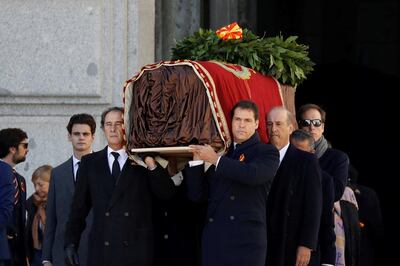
[32,193,47,249]
[314,135,328,158]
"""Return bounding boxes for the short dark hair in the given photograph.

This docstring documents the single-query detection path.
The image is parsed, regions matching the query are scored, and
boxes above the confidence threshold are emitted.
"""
[297,103,326,123]
[100,107,124,129]
[0,128,28,158]
[230,100,259,121]
[290,129,315,149]
[66,113,96,134]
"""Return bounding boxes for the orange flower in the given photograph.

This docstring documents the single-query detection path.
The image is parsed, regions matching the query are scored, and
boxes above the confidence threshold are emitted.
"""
[239,153,245,161]
[216,22,243,40]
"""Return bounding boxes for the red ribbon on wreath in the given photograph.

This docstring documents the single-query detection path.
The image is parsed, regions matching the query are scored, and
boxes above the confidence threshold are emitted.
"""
[216,22,243,40]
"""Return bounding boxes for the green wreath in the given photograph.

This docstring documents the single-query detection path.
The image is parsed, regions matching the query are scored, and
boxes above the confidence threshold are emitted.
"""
[171,23,314,86]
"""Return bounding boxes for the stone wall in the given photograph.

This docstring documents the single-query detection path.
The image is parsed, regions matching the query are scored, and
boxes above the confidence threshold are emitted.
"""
[0,0,155,195]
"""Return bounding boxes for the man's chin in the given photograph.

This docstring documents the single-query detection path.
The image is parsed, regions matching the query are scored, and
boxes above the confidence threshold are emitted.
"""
[15,157,26,164]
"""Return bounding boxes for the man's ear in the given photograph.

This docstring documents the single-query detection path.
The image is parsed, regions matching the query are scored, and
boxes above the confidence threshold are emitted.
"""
[289,124,294,134]
[9,146,17,155]
[255,119,259,129]
[68,133,72,142]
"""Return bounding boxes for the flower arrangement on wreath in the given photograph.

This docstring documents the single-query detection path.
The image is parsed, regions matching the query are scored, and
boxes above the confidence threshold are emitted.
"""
[171,22,315,86]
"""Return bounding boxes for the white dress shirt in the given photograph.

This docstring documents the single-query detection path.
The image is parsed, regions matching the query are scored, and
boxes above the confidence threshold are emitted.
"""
[278,143,290,164]
[72,155,80,181]
[107,147,128,173]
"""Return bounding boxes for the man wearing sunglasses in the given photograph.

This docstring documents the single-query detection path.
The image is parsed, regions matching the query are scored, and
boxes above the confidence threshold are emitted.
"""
[297,104,349,202]
[0,128,29,266]
[0,153,14,266]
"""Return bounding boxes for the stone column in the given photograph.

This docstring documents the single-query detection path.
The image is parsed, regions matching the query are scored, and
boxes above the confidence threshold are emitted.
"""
[155,0,201,60]
[209,0,238,30]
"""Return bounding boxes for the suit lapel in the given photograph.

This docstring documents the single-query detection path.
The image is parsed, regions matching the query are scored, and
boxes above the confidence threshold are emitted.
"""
[63,157,75,195]
[107,160,136,210]
[209,134,261,215]
[208,141,252,216]
[93,148,115,199]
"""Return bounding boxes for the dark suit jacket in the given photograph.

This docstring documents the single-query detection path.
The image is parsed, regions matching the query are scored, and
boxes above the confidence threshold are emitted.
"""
[65,147,175,266]
[319,148,349,201]
[354,184,384,266]
[8,171,27,266]
[0,161,14,260]
[309,171,336,266]
[42,157,92,266]
[266,144,322,266]
[185,133,280,266]
[152,178,206,266]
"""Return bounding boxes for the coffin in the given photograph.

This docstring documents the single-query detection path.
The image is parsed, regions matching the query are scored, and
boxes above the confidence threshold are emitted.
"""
[123,60,295,157]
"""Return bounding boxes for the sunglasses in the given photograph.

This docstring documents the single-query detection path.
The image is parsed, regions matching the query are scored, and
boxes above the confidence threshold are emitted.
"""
[19,142,29,149]
[298,119,323,127]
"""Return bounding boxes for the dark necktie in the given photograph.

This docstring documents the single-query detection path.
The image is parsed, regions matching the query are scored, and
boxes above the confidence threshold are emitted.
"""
[12,169,19,205]
[111,152,120,184]
[75,161,80,183]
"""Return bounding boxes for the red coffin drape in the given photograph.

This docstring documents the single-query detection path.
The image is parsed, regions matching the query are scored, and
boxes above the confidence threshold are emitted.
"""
[123,60,284,154]
[194,61,283,144]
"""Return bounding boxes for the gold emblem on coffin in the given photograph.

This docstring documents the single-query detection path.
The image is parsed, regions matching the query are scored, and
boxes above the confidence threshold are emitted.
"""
[211,61,255,80]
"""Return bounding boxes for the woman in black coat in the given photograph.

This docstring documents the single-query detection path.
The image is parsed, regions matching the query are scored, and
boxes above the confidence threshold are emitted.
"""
[26,165,52,266]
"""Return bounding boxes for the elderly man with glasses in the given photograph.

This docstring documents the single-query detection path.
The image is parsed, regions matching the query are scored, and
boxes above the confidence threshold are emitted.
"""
[297,103,349,202]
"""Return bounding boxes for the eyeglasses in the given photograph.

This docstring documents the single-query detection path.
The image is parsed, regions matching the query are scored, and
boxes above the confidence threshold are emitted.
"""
[298,119,323,127]
[19,142,29,149]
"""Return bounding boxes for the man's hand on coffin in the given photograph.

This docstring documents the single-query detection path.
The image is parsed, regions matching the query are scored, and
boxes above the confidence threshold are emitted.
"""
[189,144,219,165]
[138,152,158,170]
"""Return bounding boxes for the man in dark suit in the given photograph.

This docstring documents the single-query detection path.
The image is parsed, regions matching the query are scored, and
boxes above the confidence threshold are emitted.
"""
[42,114,96,266]
[64,107,175,266]
[185,100,280,266]
[290,129,336,266]
[297,103,349,202]
[0,160,14,266]
[266,107,322,266]
[348,164,384,266]
[0,128,29,266]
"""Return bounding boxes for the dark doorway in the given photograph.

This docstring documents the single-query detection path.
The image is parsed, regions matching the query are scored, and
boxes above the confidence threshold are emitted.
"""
[257,0,399,263]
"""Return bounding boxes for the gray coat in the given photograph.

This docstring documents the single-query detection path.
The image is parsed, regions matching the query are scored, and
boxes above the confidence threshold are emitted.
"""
[42,157,92,266]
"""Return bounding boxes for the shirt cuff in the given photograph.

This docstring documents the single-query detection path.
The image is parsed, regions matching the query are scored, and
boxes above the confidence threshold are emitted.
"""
[148,165,157,171]
[215,156,221,169]
[189,160,204,167]
[171,171,184,186]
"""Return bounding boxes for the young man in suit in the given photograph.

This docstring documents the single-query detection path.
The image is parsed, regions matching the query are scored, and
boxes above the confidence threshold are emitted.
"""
[0,160,14,266]
[0,128,29,266]
[185,100,280,266]
[64,107,175,266]
[42,113,96,266]
[266,107,322,266]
